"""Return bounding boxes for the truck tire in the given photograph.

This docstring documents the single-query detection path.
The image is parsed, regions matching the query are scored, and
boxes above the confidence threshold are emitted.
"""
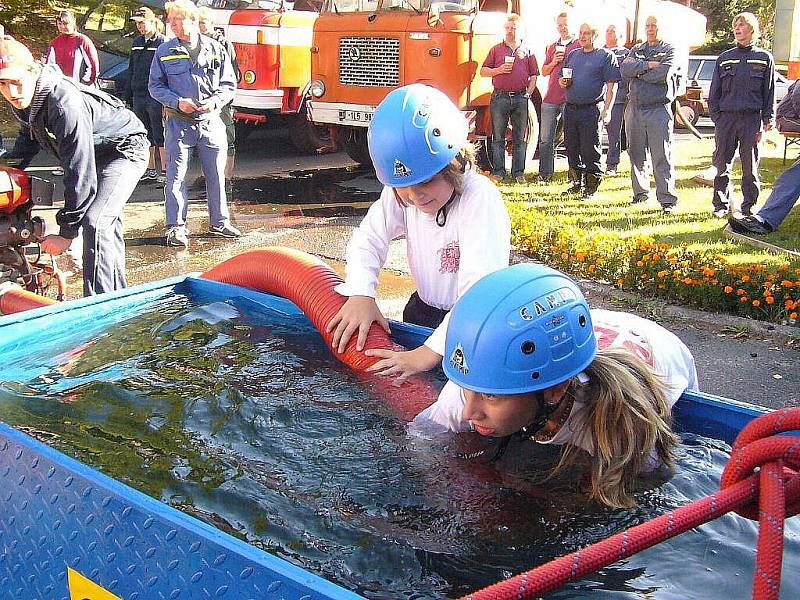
[481,99,540,173]
[340,127,372,165]
[289,103,333,154]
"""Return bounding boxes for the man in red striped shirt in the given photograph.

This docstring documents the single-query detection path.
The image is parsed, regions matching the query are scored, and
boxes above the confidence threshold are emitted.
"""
[46,10,99,86]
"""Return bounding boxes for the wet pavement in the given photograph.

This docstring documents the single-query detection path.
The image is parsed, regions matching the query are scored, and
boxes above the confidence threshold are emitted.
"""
[18,127,800,410]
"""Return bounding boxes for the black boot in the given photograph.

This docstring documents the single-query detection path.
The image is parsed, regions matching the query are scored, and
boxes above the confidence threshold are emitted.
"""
[562,168,583,196]
[583,172,602,198]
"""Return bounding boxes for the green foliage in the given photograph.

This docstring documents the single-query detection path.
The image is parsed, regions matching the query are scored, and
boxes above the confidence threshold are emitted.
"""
[688,0,776,49]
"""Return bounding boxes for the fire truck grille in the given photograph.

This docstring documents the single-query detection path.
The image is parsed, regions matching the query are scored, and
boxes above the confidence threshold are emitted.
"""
[339,37,400,87]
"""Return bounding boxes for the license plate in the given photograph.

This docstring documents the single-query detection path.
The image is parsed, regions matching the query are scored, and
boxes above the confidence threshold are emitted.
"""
[338,109,373,123]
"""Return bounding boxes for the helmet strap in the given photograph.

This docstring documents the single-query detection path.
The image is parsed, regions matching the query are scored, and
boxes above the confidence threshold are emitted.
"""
[519,390,559,439]
[435,188,458,227]
[455,152,467,173]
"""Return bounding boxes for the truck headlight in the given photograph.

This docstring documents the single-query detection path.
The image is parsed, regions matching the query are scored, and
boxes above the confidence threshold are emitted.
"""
[309,80,325,98]
[97,79,115,91]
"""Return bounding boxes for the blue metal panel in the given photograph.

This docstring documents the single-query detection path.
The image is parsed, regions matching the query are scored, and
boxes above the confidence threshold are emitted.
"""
[0,422,363,600]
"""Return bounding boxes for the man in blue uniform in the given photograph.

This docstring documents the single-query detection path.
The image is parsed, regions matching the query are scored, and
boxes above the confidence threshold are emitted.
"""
[560,21,620,198]
[128,6,167,183]
[621,15,680,212]
[0,28,148,296]
[708,12,775,219]
[603,23,628,176]
[149,0,239,248]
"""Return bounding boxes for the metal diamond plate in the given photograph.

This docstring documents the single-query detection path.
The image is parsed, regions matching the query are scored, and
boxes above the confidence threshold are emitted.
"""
[0,424,362,600]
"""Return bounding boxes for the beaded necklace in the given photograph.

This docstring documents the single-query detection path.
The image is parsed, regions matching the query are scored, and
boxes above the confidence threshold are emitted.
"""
[531,393,575,442]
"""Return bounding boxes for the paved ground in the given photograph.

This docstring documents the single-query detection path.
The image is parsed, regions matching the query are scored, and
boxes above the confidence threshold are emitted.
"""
[19,126,800,410]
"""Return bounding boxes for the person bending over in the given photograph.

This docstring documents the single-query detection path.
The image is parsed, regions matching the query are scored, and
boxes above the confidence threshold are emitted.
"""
[327,84,511,384]
[413,263,698,508]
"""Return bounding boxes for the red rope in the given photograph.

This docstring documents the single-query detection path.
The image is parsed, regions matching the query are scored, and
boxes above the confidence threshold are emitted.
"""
[460,408,800,600]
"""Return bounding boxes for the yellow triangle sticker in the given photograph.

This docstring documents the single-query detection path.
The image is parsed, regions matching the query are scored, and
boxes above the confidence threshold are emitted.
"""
[67,567,122,600]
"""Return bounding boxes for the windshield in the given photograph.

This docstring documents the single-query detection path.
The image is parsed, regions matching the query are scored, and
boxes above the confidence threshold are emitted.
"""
[322,0,473,12]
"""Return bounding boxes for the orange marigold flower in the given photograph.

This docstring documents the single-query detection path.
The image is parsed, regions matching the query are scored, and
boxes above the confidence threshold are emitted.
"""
[640,274,648,280]
[766,296,775,305]
[724,286,733,294]
[791,312,798,320]
[617,278,624,286]
[781,280,794,288]
[683,277,692,285]
[561,252,569,260]
[740,296,749,303]
[636,261,644,267]
[741,275,750,282]
[752,299,761,307]
[736,288,745,296]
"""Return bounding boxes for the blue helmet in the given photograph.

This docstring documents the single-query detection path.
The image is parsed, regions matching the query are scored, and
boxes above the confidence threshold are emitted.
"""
[368,84,469,187]
[443,264,597,395]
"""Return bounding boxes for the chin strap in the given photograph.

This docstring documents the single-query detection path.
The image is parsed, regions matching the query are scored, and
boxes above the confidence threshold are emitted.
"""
[435,187,459,227]
[519,390,558,440]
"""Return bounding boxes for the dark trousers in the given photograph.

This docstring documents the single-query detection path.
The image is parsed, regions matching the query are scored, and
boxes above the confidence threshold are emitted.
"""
[132,94,165,147]
[712,112,762,213]
[82,140,148,296]
[490,91,529,178]
[403,291,449,329]
[605,101,625,169]
[564,103,602,177]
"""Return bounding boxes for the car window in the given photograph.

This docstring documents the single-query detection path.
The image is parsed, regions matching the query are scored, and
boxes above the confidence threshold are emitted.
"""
[687,59,700,79]
[697,60,716,81]
[776,72,788,84]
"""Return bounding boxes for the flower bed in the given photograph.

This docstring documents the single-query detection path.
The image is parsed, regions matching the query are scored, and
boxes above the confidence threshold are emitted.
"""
[508,202,800,326]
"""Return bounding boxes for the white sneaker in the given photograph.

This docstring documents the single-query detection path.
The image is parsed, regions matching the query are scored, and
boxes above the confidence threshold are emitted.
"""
[209,222,241,238]
[166,227,189,248]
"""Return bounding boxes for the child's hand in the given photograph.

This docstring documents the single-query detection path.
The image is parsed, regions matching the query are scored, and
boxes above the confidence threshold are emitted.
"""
[326,295,390,353]
[364,345,442,385]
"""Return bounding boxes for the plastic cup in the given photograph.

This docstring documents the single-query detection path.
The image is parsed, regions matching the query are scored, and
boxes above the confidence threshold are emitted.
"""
[505,55,515,66]
[562,67,573,79]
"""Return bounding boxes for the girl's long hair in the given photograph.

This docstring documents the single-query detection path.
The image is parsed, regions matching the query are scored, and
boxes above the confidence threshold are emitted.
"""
[550,346,680,508]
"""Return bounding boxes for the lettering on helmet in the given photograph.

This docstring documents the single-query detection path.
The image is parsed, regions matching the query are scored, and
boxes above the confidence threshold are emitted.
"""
[393,160,412,178]
[518,287,577,321]
[449,343,469,375]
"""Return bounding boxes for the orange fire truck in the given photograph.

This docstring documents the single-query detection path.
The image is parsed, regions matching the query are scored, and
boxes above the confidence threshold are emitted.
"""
[307,0,705,165]
[209,0,328,153]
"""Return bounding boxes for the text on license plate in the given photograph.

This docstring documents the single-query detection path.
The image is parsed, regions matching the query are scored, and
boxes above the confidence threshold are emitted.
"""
[338,110,373,123]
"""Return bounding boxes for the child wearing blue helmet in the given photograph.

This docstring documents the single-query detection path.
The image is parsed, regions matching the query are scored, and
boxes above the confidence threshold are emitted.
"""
[412,263,698,508]
[327,84,511,384]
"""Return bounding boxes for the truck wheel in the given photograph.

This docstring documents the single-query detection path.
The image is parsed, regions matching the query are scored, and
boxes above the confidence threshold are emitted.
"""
[234,121,256,146]
[289,103,333,154]
[340,127,372,165]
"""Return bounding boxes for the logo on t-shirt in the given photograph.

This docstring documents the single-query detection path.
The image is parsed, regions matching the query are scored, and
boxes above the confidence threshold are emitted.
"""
[393,160,412,178]
[439,241,460,273]
[449,343,469,375]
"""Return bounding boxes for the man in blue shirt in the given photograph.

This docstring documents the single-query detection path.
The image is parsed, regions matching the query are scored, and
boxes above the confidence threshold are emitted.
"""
[560,22,620,198]
[149,0,239,248]
[708,12,775,219]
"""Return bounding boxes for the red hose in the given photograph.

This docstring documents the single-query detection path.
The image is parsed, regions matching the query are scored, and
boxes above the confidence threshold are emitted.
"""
[460,408,800,600]
[202,247,439,420]
[0,286,58,315]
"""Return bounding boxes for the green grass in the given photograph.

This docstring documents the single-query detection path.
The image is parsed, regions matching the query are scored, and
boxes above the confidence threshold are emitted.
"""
[500,131,800,268]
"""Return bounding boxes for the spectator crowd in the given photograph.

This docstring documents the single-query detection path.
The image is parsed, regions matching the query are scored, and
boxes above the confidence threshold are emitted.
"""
[1,5,798,303]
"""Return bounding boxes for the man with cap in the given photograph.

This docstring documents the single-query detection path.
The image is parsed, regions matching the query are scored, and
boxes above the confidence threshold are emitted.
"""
[47,9,100,86]
[149,0,239,248]
[708,12,775,219]
[0,26,149,295]
[128,6,167,183]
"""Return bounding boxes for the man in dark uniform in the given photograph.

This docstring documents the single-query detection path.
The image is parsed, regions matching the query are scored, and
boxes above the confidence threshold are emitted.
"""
[560,21,620,198]
[603,23,628,176]
[0,28,148,296]
[128,7,167,182]
[708,12,775,219]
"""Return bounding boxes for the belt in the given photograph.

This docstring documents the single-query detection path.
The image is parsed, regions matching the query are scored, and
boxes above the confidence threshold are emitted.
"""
[496,89,528,96]
[566,101,600,108]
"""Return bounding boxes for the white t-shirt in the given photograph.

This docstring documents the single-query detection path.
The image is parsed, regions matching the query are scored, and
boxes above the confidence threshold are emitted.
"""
[334,169,511,356]
[411,309,699,469]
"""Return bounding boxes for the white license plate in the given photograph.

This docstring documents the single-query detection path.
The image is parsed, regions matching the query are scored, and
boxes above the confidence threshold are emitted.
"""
[338,109,373,123]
